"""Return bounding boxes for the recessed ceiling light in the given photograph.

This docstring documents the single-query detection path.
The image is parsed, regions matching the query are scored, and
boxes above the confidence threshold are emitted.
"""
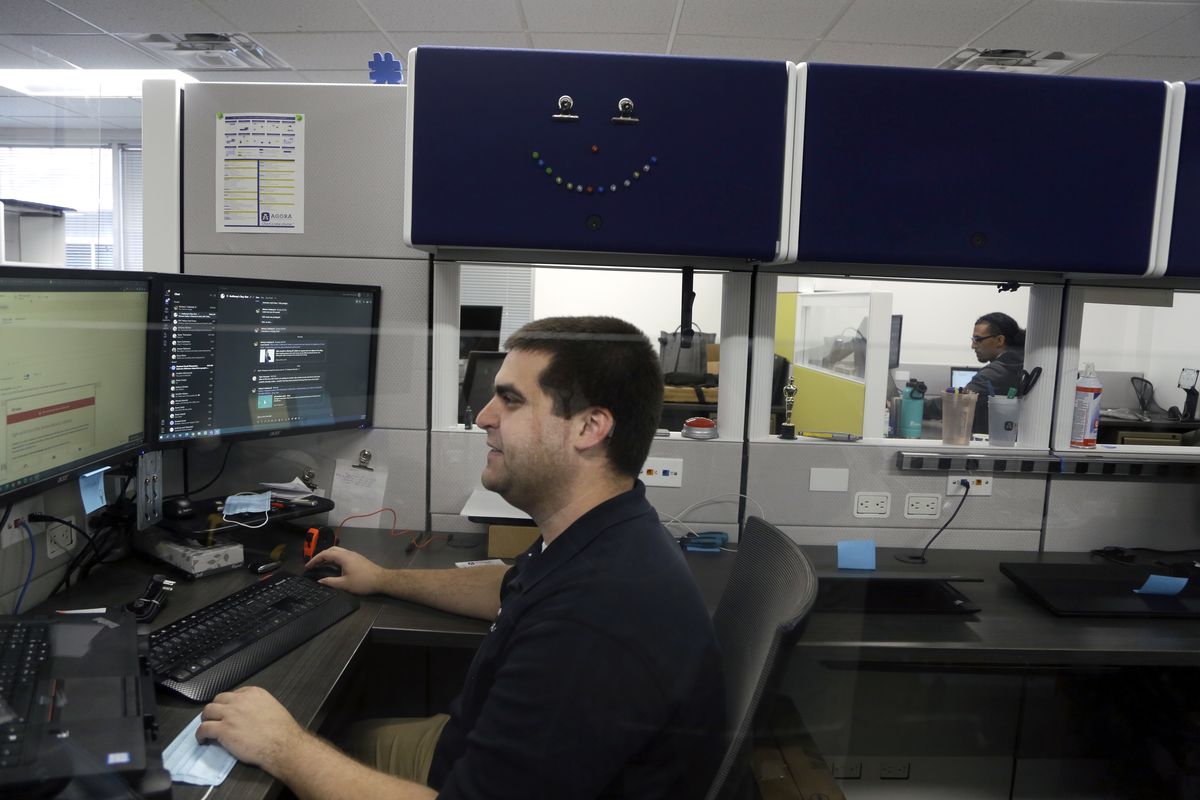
[0,69,195,98]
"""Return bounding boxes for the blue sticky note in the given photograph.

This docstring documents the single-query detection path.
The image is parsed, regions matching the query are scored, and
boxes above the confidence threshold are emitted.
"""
[837,539,876,571]
[1133,574,1187,596]
[79,469,108,514]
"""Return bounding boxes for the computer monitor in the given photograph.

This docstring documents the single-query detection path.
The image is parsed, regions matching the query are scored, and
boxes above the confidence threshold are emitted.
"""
[0,267,150,504]
[950,366,979,390]
[461,351,506,422]
[459,305,502,359]
[151,274,380,446]
[889,314,903,370]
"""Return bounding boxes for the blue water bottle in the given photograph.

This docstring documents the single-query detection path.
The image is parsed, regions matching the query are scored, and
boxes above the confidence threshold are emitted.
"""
[899,379,926,439]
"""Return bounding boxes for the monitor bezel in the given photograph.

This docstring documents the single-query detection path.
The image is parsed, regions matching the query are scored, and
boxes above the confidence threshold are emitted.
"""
[0,265,152,507]
[147,272,382,449]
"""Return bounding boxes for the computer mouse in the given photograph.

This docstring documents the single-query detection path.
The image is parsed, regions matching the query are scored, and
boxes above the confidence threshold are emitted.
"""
[303,562,342,581]
[163,497,195,519]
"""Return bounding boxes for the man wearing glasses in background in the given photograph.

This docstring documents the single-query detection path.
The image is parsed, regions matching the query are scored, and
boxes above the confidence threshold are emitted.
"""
[925,312,1026,433]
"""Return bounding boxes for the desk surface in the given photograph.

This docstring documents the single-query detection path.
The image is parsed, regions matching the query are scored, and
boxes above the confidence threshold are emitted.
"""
[37,531,1200,799]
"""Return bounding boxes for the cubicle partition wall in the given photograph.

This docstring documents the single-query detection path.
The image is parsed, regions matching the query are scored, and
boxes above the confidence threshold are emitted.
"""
[177,82,433,529]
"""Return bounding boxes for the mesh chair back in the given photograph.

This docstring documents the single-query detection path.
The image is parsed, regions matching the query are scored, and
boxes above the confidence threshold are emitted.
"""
[704,517,819,800]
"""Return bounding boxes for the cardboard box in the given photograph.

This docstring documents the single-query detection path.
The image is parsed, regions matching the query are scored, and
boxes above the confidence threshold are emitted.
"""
[487,524,540,558]
[134,530,244,577]
[706,342,720,375]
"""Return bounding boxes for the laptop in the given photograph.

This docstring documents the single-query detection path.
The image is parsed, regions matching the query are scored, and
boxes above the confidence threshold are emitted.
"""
[1000,562,1200,618]
[950,366,979,390]
[0,611,169,797]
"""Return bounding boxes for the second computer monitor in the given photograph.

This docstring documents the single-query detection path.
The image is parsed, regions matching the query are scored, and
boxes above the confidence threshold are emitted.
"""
[153,275,380,445]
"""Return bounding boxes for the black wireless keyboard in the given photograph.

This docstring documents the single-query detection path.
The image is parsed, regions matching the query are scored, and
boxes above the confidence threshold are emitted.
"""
[149,573,359,702]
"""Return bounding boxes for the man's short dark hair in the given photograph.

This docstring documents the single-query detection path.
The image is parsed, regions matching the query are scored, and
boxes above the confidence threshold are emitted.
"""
[505,316,663,478]
[975,312,1025,348]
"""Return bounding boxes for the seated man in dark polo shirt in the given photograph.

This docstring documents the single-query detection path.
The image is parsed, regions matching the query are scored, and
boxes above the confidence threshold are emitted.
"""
[198,316,727,800]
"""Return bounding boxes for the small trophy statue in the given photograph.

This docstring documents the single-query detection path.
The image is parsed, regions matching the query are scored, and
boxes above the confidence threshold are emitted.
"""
[779,375,797,440]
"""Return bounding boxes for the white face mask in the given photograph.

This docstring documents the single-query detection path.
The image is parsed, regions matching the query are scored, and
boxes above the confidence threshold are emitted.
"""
[163,713,238,785]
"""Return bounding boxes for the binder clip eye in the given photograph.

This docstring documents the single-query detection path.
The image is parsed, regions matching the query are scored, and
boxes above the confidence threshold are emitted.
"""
[553,95,578,122]
[611,97,638,125]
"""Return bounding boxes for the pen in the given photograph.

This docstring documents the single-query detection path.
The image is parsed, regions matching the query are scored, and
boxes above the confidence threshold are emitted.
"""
[798,431,862,442]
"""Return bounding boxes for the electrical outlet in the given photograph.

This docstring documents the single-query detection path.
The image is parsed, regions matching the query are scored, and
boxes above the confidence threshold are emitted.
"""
[947,475,992,496]
[642,457,683,487]
[2,496,44,547]
[853,491,890,518]
[46,518,77,559]
[904,493,941,519]
[137,450,164,529]
[829,760,862,780]
[880,761,911,780]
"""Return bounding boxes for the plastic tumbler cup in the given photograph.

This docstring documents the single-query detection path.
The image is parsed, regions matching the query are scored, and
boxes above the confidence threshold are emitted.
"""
[941,391,978,446]
[988,395,1019,446]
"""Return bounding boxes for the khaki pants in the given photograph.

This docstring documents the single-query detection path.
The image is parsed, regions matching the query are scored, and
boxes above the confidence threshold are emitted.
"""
[344,714,451,785]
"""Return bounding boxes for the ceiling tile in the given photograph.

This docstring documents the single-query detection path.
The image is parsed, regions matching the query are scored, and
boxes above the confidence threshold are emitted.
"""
[809,40,957,67]
[360,0,524,32]
[1118,8,1200,56]
[199,0,377,34]
[184,69,305,83]
[31,115,104,129]
[48,0,235,34]
[678,0,851,40]
[248,32,395,70]
[522,0,677,34]
[385,31,530,52]
[0,0,101,35]
[528,32,668,54]
[97,116,144,129]
[0,38,55,67]
[298,70,375,84]
[46,96,143,117]
[671,35,814,62]
[970,0,1198,54]
[0,95,84,116]
[1070,53,1200,81]
[829,0,1025,46]
[14,34,167,68]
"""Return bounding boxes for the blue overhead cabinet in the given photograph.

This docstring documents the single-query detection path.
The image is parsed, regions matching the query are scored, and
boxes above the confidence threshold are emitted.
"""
[1165,82,1200,278]
[793,63,1172,277]
[404,47,794,266]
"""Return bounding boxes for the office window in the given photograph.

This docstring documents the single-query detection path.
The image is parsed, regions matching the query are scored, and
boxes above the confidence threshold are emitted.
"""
[533,266,726,432]
[0,145,142,270]
[770,275,1035,443]
[1066,287,1200,450]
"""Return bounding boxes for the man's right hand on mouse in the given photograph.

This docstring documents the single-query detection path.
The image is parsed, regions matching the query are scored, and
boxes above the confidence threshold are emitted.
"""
[304,547,386,594]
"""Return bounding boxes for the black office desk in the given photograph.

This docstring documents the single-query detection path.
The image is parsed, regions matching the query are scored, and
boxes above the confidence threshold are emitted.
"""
[1097,413,1200,444]
[38,536,1200,799]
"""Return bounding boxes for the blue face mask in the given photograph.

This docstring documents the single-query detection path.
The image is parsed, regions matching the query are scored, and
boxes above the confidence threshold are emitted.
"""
[223,491,272,516]
[162,712,238,785]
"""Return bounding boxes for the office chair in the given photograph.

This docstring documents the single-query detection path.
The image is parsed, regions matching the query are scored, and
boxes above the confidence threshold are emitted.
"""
[1131,376,1166,416]
[705,517,819,800]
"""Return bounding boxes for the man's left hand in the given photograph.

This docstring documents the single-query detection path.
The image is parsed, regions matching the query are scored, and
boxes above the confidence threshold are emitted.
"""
[197,686,305,771]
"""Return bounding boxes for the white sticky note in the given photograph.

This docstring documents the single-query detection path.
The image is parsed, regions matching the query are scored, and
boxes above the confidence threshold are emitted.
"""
[330,458,389,527]
[809,468,849,492]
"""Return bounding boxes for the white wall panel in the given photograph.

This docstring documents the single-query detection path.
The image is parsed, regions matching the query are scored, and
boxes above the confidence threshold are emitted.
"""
[192,428,428,530]
[181,82,422,260]
[1043,475,1200,552]
[747,441,1047,537]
